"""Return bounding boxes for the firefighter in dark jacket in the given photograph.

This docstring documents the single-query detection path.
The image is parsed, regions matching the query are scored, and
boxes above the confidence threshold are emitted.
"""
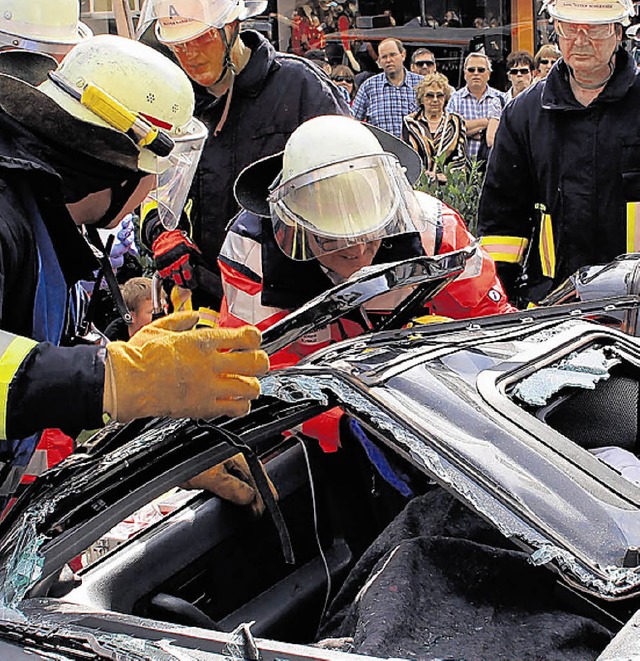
[0,34,268,505]
[137,0,350,309]
[477,0,638,306]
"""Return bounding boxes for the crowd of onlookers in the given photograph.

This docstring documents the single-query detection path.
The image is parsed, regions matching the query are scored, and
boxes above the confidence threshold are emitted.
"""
[294,33,562,184]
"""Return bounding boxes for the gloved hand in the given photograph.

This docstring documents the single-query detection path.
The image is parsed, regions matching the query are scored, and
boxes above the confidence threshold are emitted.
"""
[152,229,202,289]
[103,311,269,422]
[108,215,139,270]
[183,453,278,515]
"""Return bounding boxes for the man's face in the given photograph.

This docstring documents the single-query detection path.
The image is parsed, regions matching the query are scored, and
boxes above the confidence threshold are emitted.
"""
[315,240,381,279]
[508,62,533,95]
[411,53,436,75]
[66,175,156,228]
[556,20,619,78]
[464,56,490,92]
[378,41,405,79]
[168,27,227,87]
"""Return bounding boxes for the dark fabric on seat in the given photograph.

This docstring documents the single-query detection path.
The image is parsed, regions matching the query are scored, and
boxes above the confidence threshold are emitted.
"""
[545,376,639,452]
[319,490,613,660]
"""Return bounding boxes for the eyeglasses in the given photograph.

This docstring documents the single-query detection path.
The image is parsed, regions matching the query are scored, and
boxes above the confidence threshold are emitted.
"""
[424,91,445,99]
[332,75,354,83]
[555,21,615,40]
[466,66,487,73]
[538,58,557,65]
[509,67,531,75]
[414,60,436,68]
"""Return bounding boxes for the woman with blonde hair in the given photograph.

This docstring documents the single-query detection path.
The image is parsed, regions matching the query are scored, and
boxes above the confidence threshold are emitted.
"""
[534,44,561,79]
[402,72,468,182]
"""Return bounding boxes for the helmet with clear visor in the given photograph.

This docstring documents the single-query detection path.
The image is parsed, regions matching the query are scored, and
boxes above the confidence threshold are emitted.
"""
[0,0,92,57]
[37,34,208,229]
[542,0,634,25]
[137,0,268,44]
[238,115,434,262]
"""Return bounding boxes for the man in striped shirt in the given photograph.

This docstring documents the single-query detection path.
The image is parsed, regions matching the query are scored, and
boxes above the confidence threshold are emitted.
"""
[352,38,422,137]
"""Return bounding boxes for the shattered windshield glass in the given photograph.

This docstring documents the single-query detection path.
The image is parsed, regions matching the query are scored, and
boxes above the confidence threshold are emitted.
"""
[513,346,621,406]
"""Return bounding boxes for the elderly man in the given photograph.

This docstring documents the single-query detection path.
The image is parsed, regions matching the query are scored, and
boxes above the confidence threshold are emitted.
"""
[446,52,504,160]
[477,0,638,306]
[352,38,422,137]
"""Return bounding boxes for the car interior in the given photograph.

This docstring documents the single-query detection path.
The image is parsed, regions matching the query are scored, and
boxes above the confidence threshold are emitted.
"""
[39,406,432,645]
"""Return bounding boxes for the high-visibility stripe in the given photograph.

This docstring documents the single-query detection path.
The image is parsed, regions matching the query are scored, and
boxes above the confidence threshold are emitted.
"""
[0,335,37,440]
[538,212,556,278]
[140,199,158,225]
[196,307,219,328]
[479,235,529,264]
[627,203,640,253]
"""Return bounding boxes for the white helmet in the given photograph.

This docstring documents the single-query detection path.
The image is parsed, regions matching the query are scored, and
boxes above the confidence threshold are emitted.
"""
[37,35,207,228]
[137,0,268,43]
[39,35,206,172]
[0,0,92,57]
[264,115,433,261]
[543,0,634,25]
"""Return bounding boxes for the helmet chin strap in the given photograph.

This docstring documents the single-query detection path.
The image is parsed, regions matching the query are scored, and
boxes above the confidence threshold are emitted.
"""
[211,21,240,136]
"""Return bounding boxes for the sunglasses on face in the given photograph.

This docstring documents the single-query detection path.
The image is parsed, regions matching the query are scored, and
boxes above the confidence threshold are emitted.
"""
[332,75,354,82]
[414,60,436,68]
[424,91,445,99]
[555,21,615,40]
[466,66,487,73]
[509,67,531,75]
[538,58,557,65]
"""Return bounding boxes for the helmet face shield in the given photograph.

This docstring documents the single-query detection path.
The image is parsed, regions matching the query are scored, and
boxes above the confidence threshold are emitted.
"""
[269,153,435,261]
[147,116,207,229]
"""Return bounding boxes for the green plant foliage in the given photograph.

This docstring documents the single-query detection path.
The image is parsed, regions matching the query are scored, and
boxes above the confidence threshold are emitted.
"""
[415,155,486,235]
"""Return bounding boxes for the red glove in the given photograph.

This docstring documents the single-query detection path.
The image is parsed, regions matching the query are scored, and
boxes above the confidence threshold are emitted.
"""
[152,230,202,289]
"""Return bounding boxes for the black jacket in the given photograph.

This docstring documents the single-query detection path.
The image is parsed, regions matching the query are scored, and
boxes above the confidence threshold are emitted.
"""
[477,49,640,304]
[143,30,350,304]
[0,111,104,441]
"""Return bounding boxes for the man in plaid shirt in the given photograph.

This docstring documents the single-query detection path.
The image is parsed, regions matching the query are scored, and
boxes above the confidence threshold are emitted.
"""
[352,38,422,137]
[447,53,504,160]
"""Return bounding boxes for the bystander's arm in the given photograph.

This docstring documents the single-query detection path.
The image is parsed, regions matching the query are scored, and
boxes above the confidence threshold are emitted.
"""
[486,117,499,147]
[465,117,489,137]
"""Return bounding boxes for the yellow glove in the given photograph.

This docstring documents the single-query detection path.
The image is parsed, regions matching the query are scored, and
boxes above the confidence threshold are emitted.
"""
[103,311,269,422]
[182,453,278,516]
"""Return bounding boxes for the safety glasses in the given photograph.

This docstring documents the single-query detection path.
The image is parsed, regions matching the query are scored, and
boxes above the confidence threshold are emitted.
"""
[509,67,531,75]
[555,21,615,40]
[466,66,487,73]
[414,60,436,68]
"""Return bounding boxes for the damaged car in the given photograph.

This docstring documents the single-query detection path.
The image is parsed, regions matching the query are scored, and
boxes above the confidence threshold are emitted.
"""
[0,249,639,660]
